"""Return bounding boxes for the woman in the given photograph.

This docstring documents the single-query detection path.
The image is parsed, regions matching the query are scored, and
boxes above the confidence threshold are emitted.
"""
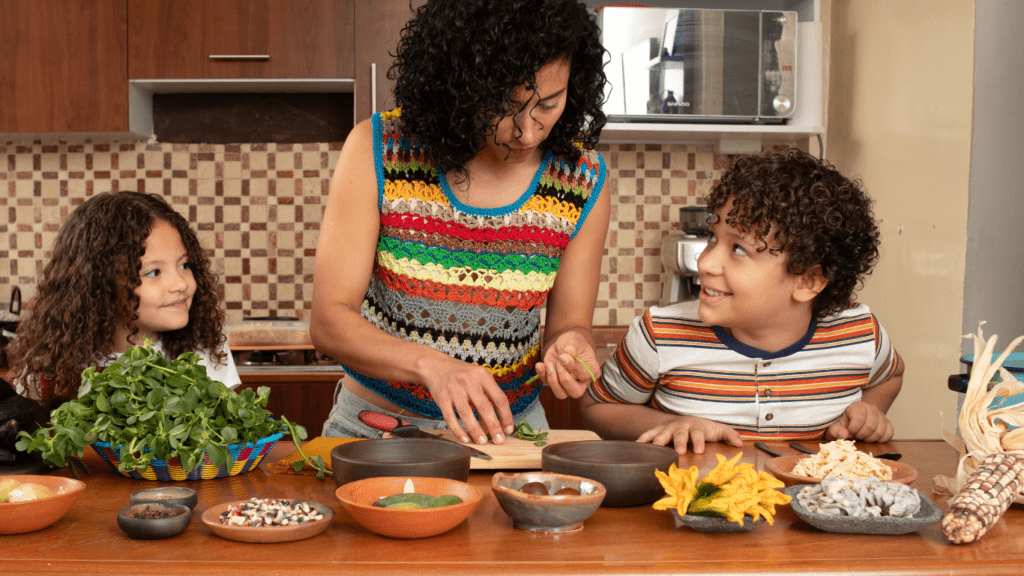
[311,0,610,445]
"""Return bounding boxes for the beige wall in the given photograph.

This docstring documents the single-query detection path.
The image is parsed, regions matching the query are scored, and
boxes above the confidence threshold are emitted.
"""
[827,0,975,439]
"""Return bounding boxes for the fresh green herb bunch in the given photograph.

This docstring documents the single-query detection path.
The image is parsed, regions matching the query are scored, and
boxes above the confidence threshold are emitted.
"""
[513,419,549,446]
[16,341,328,479]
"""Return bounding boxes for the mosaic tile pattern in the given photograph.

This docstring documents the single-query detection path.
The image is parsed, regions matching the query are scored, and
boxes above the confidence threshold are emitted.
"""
[2,140,735,325]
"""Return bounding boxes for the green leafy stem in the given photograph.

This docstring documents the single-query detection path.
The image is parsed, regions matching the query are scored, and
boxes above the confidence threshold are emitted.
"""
[523,356,597,388]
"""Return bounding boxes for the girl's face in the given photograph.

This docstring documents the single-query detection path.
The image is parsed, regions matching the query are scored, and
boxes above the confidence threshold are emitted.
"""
[481,57,571,166]
[122,219,196,349]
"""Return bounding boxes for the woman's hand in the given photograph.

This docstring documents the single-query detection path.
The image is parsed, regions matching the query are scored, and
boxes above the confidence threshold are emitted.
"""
[636,415,743,455]
[423,359,514,446]
[534,330,599,400]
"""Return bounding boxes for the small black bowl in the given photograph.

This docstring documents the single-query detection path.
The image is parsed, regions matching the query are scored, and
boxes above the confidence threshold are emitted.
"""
[117,503,192,539]
[331,438,472,487]
[542,440,678,507]
[130,486,199,510]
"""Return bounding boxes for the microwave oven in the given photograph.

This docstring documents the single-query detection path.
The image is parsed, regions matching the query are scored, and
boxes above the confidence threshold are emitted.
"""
[599,7,797,124]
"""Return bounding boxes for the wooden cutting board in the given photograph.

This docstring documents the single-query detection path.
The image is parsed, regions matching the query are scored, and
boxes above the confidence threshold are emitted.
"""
[386,429,601,469]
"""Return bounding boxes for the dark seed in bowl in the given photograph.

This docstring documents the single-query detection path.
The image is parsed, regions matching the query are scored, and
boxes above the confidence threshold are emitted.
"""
[126,505,186,519]
[520,482,549,495]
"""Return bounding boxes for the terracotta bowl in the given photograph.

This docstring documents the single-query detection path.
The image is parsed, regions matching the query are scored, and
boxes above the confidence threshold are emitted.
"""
[335,476,481,538]
[117,503,192,539]
[491,471,606,533]
[764,455,918,487]
[130,486,199,510]
[0,474,86,535]
[331,438,472,487]
[542,440,678,506]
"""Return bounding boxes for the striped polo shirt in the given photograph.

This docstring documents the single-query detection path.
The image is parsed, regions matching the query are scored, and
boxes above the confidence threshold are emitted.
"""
[589,302,903,440]
[340,109,606,418]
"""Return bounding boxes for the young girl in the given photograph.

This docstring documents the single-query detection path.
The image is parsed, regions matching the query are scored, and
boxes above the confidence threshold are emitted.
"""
[311,0,610,445]
[7,191,239,408]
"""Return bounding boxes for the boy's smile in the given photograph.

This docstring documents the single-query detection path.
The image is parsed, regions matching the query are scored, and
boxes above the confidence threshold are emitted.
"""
[696,198,819,353]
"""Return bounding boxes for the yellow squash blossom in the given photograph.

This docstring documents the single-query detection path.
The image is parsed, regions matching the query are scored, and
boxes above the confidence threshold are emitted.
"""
[654,453,792,526]
[652,463,699,516]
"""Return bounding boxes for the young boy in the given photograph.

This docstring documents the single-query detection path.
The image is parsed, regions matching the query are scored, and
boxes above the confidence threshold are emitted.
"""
[580,148,904,454]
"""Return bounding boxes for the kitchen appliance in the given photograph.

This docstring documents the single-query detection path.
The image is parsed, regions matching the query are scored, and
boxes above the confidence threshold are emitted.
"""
[1,287,20,338]
[660,207,710,303]
[947,352,1024,431]
[226,317,342,371]
[599,7,797,124]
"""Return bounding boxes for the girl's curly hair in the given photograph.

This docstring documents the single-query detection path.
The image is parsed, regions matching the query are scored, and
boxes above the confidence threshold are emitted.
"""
[8,191,226,401]
[705,148,881,318]
[390,0,608,176]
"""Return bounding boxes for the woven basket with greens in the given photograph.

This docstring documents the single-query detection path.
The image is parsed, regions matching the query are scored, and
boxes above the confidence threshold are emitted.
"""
[17,341,328,479]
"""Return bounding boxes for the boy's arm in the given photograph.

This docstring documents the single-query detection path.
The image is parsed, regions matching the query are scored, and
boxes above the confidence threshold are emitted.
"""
[826,363,904,442]
[579,394,742,455]
[861,364,904,413]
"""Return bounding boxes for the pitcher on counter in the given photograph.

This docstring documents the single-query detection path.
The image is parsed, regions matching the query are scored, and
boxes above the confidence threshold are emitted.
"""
[581,149,905,454]
[310,0,611,445]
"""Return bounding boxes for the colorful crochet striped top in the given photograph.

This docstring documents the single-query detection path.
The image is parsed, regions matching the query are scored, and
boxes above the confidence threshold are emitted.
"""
[339,109,607,418]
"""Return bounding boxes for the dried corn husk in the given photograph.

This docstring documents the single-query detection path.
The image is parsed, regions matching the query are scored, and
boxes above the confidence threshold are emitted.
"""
[934,324,1024,544]
[934,324,1024,501]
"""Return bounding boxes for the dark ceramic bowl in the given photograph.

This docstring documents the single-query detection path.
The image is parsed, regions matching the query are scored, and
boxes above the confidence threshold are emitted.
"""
[541,440,678,507]
[130,486,199,510]
[671,509,765,533]
[117,503,192,539]
[491,471,606,533]
[331,438,472,487]
[784,485,942,534]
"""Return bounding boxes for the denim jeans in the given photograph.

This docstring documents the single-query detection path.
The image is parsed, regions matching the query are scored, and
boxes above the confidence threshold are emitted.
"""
[322,379,549,438]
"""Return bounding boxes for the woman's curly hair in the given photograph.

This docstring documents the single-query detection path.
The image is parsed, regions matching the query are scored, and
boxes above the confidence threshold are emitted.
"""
[7,191,226,401]
[390,0,608,176]
[705,148,881,318]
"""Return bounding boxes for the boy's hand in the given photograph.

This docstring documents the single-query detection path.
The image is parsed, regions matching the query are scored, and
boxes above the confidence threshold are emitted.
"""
[636,416,743,455]
[826,401,894,443]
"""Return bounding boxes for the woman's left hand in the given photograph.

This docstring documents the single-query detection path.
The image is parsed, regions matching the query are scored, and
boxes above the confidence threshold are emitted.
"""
[534,331,600,399]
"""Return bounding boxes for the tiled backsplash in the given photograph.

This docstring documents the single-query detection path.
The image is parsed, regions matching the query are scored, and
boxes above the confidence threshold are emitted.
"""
[1,140,732,326]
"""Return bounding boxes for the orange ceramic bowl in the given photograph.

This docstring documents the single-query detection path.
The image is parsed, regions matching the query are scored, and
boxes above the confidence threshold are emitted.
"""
[0,475,86,534]
[335,476,482,538]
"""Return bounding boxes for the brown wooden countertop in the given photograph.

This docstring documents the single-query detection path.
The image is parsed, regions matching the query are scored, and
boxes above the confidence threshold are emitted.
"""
[8,439,1024,576]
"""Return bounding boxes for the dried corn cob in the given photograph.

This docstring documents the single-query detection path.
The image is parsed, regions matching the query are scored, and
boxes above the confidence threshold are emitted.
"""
[942,452,1024,544]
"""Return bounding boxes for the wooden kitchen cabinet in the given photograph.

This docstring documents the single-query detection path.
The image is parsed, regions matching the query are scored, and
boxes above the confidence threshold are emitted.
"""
[0,0,129,134]
[352,0,424,121]
[128,0,355,79]
[237,369,342,436]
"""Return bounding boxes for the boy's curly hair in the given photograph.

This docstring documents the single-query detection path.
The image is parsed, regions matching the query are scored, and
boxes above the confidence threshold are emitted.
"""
[390,0,607,176]
[705,148,881,318]
[8,191,226,400]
